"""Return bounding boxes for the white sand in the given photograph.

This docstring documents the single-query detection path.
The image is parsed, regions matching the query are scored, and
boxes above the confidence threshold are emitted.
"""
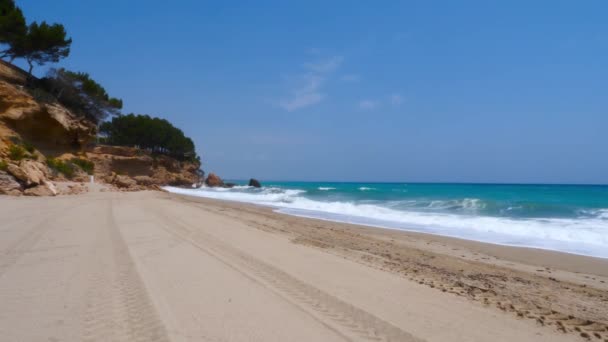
[0,191,600,341]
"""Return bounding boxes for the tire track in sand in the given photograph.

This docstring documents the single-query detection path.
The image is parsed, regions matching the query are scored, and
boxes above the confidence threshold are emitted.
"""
[151,206,424,342]
[0,201,89,279]
[82,199,170,342]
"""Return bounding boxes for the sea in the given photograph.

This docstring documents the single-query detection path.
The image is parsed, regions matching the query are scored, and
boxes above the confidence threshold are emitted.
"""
[164,182,608,258]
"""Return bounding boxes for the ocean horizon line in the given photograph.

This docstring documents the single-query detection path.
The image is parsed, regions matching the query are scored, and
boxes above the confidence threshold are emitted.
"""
[223,180,608,187]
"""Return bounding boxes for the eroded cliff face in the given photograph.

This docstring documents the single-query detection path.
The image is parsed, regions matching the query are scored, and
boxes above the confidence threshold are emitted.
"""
[0,81,96,150]
[87,145,202,190]
[0,73,202,196]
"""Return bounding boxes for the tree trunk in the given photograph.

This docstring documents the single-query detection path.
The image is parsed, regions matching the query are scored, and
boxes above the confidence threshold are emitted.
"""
[26,60,34,86]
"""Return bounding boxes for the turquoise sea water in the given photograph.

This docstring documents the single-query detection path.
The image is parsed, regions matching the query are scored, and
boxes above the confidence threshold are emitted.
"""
[165,182,608,258]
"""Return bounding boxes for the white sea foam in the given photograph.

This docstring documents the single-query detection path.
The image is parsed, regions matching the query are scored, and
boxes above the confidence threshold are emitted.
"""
[164,186,608,258]
[427,198,485,211]
[359,187,375,191]
[596,209,608,220]
[318,187,336,191]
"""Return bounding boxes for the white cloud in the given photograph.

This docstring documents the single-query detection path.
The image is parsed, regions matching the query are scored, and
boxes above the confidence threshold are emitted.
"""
[358,100,377,110]
[279,55,343,112]
[390,94,404,106]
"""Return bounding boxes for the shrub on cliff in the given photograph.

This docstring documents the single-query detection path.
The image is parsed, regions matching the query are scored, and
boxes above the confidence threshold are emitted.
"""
[8,144,26,161]
[71,158,94,175]
[39,68,122,124]
[99,114,198,162]
[46,157,74,179]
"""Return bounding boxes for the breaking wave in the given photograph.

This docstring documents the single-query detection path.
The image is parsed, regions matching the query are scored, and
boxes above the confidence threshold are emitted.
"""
[164,185,608,258]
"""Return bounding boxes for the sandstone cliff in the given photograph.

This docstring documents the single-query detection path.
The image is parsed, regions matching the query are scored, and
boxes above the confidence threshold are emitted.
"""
[87,145,201,190]
[0,64,202,196]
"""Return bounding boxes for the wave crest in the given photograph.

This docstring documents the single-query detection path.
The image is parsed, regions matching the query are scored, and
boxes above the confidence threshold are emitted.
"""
[163,186,608,258]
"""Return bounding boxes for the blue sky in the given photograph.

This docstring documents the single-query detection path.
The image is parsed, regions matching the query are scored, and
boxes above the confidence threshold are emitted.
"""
[16,1,608,183]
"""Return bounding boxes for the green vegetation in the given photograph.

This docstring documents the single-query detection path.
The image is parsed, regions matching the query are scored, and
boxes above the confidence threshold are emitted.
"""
[8,144,26,161]
[22,140,35,153]
[0,159,8,171]
[1,0,71,79]
[71,157,94,175]
[46,157,74,178]
[6,139,36,161]
[100,114,198,162]
[39,68,122,124]
[12,22,71,78]
[0,0,26,58]
[1,1,201,167]
[46,157,94,178]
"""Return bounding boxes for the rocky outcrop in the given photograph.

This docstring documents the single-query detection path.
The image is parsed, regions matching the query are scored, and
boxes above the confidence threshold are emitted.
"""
[205,173,224,187]
[0,159,56,196]
[113,174,137,189]
[0,60,27,85]
[133,175,155,186]
[7,160,47,187]
[248,178,262,188]
[0,78,96,196]
[1,67,202,195]
[87,145,201,189]
[0,171,22,195]
[0,81,96,149]
[24,181,57,196]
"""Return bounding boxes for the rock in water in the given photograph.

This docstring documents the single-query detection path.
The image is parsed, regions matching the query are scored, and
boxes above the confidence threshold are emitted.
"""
[205,173,224,187]
[248,178,261,188]
[0,171,23,196]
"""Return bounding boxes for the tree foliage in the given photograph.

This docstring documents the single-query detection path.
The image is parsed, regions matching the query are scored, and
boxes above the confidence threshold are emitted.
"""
[10,21,72,76]
[0,0,26,55]
[99,114,198,162]
[1,0,71,77]
[40,68,123,124]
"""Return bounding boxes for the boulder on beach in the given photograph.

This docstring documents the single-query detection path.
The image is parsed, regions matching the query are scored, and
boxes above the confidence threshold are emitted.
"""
[23,181,57,197]
[0,171,23,196]
[7,160,48,187]
[133,175,155,186]
[205,173,224,187]
[113,175,137,189]
[248,178,261,188]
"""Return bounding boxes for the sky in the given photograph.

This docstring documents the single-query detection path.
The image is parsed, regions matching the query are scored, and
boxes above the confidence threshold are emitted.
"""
[15,1,608,184]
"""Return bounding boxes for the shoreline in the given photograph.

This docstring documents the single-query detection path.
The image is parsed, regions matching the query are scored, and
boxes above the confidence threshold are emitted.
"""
[169,192,608,277]
[278,207,608,262]
[165,186,608,262]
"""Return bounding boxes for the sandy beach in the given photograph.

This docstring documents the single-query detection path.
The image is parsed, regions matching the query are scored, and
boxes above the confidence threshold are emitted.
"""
[0,190,606,342]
